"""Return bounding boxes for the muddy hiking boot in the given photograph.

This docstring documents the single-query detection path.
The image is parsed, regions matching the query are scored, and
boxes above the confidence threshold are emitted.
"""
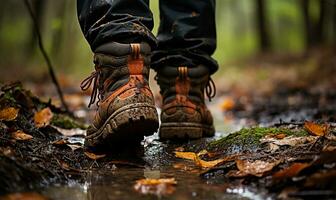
[81,42,159,148]
[155,65,216,140]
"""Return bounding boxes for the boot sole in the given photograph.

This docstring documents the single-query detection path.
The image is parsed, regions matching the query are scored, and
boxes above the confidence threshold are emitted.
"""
[159,122,215,140]
[85,103,159,148]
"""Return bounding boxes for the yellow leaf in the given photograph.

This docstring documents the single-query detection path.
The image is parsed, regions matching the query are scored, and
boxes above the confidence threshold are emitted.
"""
[195,157,225,168]
[11,130,33,141]
[220,97,235,111]
[134,178,177,195]
[175,151,197,160]
[175,151,225,168]
[304,121,329,136]
[197,149,208,157]
[0,107,19,121]
[84,151,106,160]
[34,107,53,128]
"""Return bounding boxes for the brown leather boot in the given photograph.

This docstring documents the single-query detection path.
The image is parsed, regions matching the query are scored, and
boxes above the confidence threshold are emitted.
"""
[156,65,216,140]
[81,42,159,148]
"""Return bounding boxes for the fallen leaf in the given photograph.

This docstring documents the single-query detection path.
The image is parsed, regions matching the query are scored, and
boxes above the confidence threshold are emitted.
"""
[267,143,280,153]
[52,139,68,145]
[34,107,53,128]
[59,160,70,171]
[260,135,317,147]
[174,146,184,152]
[322,145,336,152]
[304,121,329,136]
[275,133,286,139]
[0,192,49,200]
[84,151,106,160]
[194,157,225,168]
[175,151,225,168]
[52,126,86,137]
[236,159,281,177]
[0,147,15,157]
[175,151,197,161]
[0,107,19,121]
[134,178,177,196]
[273,162,311,180]
[220,97,235,111]
[66,144,82,151]
[11,130,33,141]
[197,149,209,157]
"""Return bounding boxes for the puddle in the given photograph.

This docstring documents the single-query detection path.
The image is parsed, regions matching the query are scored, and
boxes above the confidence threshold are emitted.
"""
[37,100,270,200]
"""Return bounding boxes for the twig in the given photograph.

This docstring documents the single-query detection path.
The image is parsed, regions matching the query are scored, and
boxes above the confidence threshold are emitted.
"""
[23,0,70,113]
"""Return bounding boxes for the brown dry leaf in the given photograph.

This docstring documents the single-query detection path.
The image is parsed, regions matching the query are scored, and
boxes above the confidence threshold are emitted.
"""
[304,121,329,136]
[0,107,19,121]
[236,159,281,177]
[0,147,15,157]
[275,133,286,139]
[273,162,311,180]
[220,97,235,111]
[11,130,33,141]
[174,146,185,152]
[134,178,177,196]
[52,139,68,145]
[84,151,106,160]
[34,107,53,128]
[59,160,70,171]
[0,192,49,200]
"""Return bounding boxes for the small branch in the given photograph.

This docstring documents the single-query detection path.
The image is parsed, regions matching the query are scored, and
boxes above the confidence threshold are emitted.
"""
[23,0,70,113]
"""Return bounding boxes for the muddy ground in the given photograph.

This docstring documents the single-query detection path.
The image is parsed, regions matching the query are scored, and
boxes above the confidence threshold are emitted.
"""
[0,48,336,200]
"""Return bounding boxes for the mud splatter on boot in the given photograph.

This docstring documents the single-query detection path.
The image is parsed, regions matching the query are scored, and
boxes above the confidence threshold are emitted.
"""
[81,42,159,149]
[156,65,215,140]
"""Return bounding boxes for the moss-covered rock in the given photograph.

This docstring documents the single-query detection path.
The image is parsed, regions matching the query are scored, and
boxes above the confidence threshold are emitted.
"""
[207,127,309,153]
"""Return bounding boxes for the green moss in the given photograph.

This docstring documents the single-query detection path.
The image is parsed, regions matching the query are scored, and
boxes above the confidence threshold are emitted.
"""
[51,114,88,129]
[208,126,309,152]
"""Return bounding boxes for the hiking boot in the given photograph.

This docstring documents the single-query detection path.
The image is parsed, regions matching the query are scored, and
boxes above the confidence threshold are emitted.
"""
[81,42,159,148]
[155,65,216,140]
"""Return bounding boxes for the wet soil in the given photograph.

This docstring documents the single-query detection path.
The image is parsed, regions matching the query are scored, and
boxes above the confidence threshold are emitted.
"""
[1,48,336,200]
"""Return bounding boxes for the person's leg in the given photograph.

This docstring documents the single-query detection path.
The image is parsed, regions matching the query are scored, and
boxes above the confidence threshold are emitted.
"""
[152,0,217,74]
[154,0,217,139]
[77,0,159,149]
[77,0,156,50]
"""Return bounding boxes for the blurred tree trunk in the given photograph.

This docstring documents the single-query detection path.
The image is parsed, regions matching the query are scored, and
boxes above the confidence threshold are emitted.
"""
[51,0,67,57]
[255,0,270,52]
[301,0,326,48]
[27,0,46,55]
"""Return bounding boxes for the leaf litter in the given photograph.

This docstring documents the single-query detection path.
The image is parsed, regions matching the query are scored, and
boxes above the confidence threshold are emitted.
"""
[134,178,177,196]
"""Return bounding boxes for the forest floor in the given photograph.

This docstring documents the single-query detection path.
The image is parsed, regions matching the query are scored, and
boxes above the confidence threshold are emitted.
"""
[0,47,336,200]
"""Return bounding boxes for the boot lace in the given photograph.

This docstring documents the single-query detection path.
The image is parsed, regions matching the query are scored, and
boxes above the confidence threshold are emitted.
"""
[205,77,216,102]
[80,66,103,107]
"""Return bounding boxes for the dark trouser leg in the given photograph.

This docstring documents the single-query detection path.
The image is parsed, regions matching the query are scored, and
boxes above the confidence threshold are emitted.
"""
[152,0,218,74]
[77,0,157,51]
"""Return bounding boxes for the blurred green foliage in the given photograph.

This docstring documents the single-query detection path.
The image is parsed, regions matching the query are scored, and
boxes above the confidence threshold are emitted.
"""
[0,0,334,81]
